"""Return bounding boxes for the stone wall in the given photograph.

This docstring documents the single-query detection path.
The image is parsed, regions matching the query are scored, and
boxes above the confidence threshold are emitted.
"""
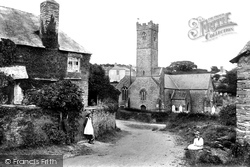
[15,45,90,107]
[235,64,250,144]
[129,77,160,111]
[0,105,116,147]
[164,89,174,111]
[190,90,206,112]
[0,105,53,147]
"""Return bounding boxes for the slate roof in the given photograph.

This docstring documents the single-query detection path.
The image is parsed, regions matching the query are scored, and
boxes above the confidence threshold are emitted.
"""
[171,90,190,100]
[164,73,212,90]
[230,41,250,63]
[0,66,28,79]
[152,67,163,76]
[115,75,136,91]
[164,75,178,89]
[0,6,90,54]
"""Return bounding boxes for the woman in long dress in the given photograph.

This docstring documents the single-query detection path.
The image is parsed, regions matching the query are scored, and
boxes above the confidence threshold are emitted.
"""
[83,112,94,144]
[187,131,204,150]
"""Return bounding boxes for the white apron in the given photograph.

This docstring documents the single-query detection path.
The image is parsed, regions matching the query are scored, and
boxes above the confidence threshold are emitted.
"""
[84,118,94,135]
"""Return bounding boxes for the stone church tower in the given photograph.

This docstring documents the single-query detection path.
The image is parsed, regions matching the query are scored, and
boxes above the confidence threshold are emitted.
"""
[136,21,159,77]
[127,21,162,111]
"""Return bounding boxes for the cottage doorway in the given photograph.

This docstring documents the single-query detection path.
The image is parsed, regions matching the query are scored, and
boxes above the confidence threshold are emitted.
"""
[141,105,146,111]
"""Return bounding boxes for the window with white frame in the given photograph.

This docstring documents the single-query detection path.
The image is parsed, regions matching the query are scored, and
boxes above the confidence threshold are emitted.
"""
[67,57,80,72]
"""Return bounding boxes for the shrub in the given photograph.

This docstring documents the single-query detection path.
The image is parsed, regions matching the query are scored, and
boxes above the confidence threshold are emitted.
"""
[42,123,66,145]
[219,104,236,126]
[19,121,42,147]
[103,98,119,113]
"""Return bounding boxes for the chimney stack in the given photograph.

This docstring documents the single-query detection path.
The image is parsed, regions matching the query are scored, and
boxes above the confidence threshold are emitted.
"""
[40,0,59,49]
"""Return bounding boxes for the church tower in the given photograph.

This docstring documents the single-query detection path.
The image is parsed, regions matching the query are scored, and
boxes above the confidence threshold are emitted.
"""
[136,21,159,77]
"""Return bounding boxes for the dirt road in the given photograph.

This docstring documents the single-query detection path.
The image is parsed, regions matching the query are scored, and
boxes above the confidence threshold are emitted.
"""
[64,120,187,167]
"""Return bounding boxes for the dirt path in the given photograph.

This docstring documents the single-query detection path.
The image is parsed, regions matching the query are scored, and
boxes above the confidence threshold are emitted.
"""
[64,120,187,167]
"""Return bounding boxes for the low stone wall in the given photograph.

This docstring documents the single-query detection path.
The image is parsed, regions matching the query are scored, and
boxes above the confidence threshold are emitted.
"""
[0,105,116,147]
[0,105,53,147]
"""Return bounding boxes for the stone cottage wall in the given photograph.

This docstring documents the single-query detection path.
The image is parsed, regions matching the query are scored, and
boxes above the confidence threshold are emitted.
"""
[15,46,90,107]
[235,65,250,144]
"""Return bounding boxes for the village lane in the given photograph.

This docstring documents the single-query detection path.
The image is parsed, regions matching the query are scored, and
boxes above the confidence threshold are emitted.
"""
[64,120,187,167]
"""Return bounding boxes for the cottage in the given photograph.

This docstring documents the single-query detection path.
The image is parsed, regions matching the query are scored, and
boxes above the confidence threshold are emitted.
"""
[0,0,91,106]
[115,21,214,113]
[108,64,136,83]
[230,41,250,144]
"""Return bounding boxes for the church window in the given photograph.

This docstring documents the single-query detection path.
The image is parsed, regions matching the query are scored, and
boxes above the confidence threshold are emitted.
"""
[140,89,147,100]
[67,57,80,72]
[142,32,146,40]
[143,71,145,76]
[153,32,157,41]
[122,87,128,100]
[117,70,119,75]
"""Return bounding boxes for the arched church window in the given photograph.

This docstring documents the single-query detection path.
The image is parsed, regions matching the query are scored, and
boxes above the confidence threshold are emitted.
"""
[142,32,146,40]
[143,71,145,76]
[140,89,147,100]
[122,87,128,100]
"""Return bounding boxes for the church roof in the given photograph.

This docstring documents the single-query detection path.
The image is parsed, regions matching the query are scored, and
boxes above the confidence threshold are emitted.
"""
[171,90,190,100]
[115,75,136,90]
[0,6,90,54]
[152,67,163,76]
[164,73,212,90]
[164,75,178,89]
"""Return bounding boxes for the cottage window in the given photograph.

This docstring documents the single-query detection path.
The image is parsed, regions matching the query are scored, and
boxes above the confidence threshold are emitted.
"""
[140,89,147,100]
[122,87,128,100]
[67,57,80,72]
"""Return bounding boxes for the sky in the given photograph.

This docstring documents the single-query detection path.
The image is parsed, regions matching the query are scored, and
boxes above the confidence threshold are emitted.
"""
[0,0,249,71]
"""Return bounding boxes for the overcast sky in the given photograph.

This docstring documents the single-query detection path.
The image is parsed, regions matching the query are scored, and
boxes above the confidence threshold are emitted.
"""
[1,0,249,71]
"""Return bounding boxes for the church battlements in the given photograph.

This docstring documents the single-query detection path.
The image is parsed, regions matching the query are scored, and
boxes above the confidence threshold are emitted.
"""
[137,20,159,32]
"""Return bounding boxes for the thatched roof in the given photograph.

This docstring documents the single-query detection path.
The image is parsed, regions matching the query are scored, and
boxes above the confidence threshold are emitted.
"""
[0,6,90,54]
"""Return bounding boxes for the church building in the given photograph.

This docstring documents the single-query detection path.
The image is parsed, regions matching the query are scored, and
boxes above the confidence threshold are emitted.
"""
[116,21,214,113]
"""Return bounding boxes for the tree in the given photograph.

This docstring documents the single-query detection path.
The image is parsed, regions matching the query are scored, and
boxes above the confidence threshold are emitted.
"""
[212,74,221,81]
[26,80,84,144]
[216,68,237,96]
[210,66,220,73]
[223,68,237,96]
[88,63,120,105]
[166,61,197,72]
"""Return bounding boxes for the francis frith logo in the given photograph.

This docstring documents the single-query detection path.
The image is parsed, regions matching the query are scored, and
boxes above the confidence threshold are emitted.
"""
[188,13,237,41]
